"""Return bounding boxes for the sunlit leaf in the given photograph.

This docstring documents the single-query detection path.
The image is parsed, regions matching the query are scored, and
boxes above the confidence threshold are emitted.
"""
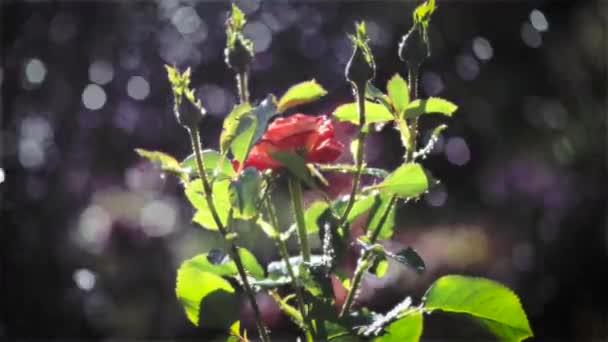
[402,98,458,120]
[365,82,393,112]
[176,255,238,328]
[135,149,187,180]
[369,257,389,278]
[333,101,394,125]
[387,74,409,114]
[365,192,396,240]
[238,247,265,279]
[220,103,252,156]
[229,167,262,219]
[181,149,236,180]
[269,292,305,328]
[373,310,423,342]
[231,95,278,164]
[185,179,231,230]
[424,275,533,342]
[369,163,429,198]
[303,201,330,234]
[277,80,328,113]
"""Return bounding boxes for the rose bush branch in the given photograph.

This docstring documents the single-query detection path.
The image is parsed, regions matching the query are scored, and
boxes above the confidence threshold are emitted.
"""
[263,191,315,341]
[336,22,376,228]
[167,68,270,342]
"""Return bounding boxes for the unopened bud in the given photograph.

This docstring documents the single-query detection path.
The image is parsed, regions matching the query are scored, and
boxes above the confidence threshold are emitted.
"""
[174,94,205,129]
[346,45,375,87]
[225,35,254,74]
[398,25,430,69]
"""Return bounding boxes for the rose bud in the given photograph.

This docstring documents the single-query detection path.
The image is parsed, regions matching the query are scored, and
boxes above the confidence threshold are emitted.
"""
[240,114,344,171]
[225,34,254,74]
[398,24,430,69]
[346,44,376,87]
[173,90,206,129]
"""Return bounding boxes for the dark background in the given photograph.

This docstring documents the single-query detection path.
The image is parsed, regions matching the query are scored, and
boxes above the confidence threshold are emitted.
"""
[1,0,606,340]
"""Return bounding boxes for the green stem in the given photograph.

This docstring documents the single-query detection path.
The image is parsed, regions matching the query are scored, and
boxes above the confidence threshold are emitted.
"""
[338,194,398,317]
[188,127,270,342]
[237,70,250,104]
[288,176,310,262]
[337,83,367,227]
[405,65,420,163]
[264,196,314,342]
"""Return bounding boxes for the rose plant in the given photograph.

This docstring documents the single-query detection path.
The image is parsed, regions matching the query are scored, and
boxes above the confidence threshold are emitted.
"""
[136,1,533,341]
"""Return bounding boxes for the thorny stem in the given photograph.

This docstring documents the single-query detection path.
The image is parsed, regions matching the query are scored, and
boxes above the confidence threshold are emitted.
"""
[288,176,311,262]
[237,70,250,104]
[264,195,314,342]
[339,194,398,317]
[405,65,420,163]
[337,82,367,228]
[188,127,270,342]
[340,69,419,317]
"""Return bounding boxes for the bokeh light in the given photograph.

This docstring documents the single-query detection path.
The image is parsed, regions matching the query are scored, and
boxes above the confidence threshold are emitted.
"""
[89,60,114,85]
[126,76,150,101]
[82,84,107,110]
[24,58,46,86]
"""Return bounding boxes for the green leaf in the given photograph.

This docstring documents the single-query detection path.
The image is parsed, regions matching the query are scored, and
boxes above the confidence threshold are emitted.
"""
[270,292,305,328]
[374,311,423,342]
[277,80,328,113]
[387,74,409,114]
[333,101,393,125]
[229,167,262,219]
[135,149,187,180]
[185,179,231,230]
[181,149,236,181]
[304,201,330,234]
[231,115,257,164]
[365,83,393,112]
[220,103,252,156]
[413,0,436,25]
[256,218,279,239]
[231,95,278,164]
[270,151,316,188]
[361,192,396,239]
[238,247,265,279]
[176,255,238,328]
[165,65,191,97]
[424,275,533,342]
[369,163,429,198]
[389,247,425,274]
[402,98,458,120]
[370,257,389,278]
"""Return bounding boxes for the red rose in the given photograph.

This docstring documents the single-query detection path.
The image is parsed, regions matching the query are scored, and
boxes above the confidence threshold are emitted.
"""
[240,114,344,171]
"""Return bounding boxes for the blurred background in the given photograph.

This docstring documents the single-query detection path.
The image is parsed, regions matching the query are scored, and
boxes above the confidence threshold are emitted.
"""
[1,0,606,340]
